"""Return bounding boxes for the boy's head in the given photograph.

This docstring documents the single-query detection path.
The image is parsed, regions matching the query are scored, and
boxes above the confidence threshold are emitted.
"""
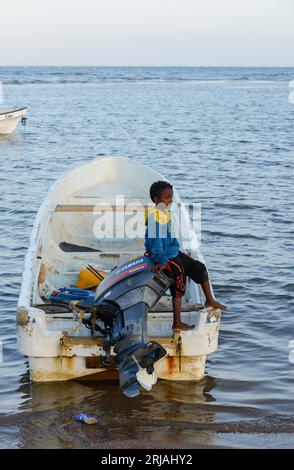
[150,181,173,208]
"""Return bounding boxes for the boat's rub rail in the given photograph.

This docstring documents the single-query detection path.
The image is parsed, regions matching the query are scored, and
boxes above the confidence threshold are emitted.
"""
[0,107,27,117]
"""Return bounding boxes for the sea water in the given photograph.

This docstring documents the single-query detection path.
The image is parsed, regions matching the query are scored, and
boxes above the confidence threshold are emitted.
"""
[0,67,293,448]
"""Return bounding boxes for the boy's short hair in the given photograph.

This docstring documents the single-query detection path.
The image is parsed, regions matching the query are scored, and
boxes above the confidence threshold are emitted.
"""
[150,181,173,202]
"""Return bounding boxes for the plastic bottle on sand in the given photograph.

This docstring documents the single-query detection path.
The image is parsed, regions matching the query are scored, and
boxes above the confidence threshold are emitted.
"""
[75,413,98,424]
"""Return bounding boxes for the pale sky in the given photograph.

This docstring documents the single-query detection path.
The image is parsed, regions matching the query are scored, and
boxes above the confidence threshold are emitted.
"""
[1,0,294,66]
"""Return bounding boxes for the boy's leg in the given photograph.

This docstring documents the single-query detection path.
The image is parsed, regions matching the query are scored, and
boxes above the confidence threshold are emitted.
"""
[163,257,195,330]
[178,251,227,311]
[172,296,194,331]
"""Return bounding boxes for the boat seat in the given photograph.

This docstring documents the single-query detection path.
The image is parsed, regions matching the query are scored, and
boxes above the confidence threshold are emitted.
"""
[54,204,146,212]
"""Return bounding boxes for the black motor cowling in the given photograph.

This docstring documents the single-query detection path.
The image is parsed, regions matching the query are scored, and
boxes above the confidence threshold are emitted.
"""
[86,255,173,397]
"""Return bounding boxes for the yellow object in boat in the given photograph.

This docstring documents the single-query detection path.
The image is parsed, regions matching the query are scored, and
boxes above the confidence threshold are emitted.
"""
[77,265,107,289]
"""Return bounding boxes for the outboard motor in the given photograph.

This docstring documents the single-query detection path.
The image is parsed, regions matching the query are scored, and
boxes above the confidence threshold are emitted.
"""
[79,255,173,397]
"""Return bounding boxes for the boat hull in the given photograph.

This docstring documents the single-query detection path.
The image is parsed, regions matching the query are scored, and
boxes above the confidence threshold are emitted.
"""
[0,107,27,134]
[17,305,220,383]
[27,354,208,382]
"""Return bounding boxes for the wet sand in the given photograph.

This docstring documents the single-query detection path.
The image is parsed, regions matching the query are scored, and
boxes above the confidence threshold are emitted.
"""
[1,387,294,449]
[1,411,294,449]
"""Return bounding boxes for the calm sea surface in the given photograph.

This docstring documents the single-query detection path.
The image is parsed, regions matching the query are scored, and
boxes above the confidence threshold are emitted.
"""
[0,67,294,449]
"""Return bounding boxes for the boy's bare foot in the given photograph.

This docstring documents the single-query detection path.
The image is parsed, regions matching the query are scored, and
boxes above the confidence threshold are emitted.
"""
[172,322,195,331]
[205,299,228,311]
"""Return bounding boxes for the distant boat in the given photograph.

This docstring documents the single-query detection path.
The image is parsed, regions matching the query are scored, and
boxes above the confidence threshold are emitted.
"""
[0,106,27,134]
[17,156,221,394]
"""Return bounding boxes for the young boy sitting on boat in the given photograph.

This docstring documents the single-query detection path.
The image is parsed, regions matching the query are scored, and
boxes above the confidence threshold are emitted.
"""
[145,181,227,331]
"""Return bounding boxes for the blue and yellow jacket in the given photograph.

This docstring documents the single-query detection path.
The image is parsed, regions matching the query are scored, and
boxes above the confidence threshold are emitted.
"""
[145,208,180,266]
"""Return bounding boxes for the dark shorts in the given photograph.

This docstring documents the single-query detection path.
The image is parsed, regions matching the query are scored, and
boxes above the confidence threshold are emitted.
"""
[163,251,208,298]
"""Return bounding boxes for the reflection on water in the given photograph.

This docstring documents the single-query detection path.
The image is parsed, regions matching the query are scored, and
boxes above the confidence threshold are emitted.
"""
[0,133,26,143]
[145,376,216,405]
[18,374,216,413]
[18,372,105,413]
[10,373,294,448]
[7,372,220,448]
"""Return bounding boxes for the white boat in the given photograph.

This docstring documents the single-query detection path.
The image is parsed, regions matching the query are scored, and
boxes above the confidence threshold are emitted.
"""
[17,156,221,391]
[0,106,27,134]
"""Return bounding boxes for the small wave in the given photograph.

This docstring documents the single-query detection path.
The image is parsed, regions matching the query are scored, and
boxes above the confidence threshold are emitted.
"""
[203,230,265,240]
[213,284,248,292]
[214,202,263,210]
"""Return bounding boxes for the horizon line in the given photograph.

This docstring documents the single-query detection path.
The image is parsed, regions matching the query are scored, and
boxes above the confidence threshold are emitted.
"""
[1,64,294,68]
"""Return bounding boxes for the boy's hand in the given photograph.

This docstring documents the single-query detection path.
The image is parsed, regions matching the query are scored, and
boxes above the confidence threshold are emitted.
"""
[152,263,166,273]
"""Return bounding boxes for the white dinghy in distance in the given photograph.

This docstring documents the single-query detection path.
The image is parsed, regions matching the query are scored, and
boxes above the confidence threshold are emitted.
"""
[0,106,27,134]
[17,156,221,390]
